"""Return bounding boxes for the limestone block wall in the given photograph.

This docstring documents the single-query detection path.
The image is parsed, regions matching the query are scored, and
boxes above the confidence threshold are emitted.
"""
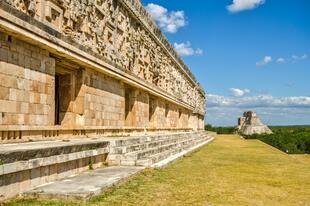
[0,33,55,127]
[166,104,179,128]
[135,90,149,128]
[1,153,107,201]
[153,99,167,129]
[0,0,207,136]
[0,32,201,133]
[198,115,205,130]
[84,70,125,127]
[178,109,189,129]
[189,114,199,131]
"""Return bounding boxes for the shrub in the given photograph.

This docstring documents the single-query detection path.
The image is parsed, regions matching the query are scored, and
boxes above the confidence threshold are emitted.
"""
[205,124,237,134]
[243,126,310,154]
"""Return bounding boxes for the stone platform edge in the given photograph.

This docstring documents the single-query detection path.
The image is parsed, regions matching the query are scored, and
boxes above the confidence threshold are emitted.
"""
[20,135,215,201]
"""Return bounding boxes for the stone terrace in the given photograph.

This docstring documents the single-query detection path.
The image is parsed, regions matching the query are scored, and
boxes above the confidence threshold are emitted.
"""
[0,0,208,201]
[0,131,213,200]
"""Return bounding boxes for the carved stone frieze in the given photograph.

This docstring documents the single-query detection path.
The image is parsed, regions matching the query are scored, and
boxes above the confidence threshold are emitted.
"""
[3,0,206,114]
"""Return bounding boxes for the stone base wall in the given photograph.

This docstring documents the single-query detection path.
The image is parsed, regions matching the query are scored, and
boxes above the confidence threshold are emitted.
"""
[0,154,107,201]
[0,131,209,201]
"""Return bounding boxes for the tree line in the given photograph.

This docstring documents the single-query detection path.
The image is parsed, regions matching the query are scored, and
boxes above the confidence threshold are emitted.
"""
[205,124,310,154]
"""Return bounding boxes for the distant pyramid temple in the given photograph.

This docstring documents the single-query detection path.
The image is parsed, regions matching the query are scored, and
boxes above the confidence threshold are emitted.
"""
[237,111,272,135]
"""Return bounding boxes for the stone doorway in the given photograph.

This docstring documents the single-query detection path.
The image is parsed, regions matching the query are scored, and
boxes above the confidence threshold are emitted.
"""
[54,58,83,127]
[149,96,157,128]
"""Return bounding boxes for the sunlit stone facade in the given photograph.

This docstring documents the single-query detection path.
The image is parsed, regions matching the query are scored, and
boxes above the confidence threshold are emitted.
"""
[0,0,206,142]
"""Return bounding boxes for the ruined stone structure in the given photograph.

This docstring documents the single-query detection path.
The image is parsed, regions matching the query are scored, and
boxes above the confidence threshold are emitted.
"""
[0,0,206,142]
[0,0,210,201]
[237,111,272,135]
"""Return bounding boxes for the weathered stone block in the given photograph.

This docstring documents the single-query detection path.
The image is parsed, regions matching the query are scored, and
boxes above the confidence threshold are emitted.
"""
[34,93,41,104]
[7,51,19,65]
[18,53,25,67]
[0,73,17,89]
[0,100,17,113]
[3,163,17,175]
[0,47,9,62]
[17,114,24,125]
[30,168,41,188]
[0,86,9,100]
[20,102,29,114]
[40,93,47,104]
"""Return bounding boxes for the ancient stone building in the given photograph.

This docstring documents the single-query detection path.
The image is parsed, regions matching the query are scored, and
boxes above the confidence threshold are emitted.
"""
[0,0,206,143]
[0,0,210,201]
[237,111,272,135]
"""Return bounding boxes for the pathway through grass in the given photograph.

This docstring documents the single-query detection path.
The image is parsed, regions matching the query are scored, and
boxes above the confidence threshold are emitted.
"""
[4,135,310,206]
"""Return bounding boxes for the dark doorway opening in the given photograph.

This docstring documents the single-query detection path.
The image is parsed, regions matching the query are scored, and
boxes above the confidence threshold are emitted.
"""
[149,97,155,122]
[55,74,60,125]
[125,87,135,126]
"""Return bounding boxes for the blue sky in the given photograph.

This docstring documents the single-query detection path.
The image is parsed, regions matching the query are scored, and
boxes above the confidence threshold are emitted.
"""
[142,0,310,126]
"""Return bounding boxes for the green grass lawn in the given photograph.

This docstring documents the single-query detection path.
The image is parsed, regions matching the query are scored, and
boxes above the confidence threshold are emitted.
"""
[3,135,310,206]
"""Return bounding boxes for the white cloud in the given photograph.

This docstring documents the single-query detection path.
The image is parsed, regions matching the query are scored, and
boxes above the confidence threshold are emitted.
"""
[274,54,308,64]
[206,106,310,126]
[174,42,203,56]
[206,93,310,125]
[229,88,250,97]
[276,57,285,63]
[292,55,299,60]
[256,56,272,66]
[146,3,186,33]
[207,94,310,108]
[227,0,265,13]
[195,48,204,55]
[292,54,308,62]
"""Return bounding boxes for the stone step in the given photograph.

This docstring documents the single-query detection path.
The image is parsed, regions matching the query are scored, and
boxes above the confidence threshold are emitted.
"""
[111,132,203,147]
[150,137,215,168]
[116,139,198,166]
[21,134,215,201]
[106,133,206,166]
[135,136,211,167]
[23,166,144,201]
[23,136,214,201]
[136,136,212,167]
[1,132,211,201]
[120,135,209,165]
[123,137,201,160]
[0,140,110,176]
[112,134,200,154]
[136,147,184,167]
[0,138,110,201]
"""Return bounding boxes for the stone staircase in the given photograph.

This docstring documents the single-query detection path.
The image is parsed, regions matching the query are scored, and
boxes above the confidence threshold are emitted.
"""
[0,131,213,201]
[108,131,212,167]
[0,139,110,201]
[22,131,214,201]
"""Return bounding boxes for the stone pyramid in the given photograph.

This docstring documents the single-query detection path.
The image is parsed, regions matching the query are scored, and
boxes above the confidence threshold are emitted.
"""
[237,111,272,135]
